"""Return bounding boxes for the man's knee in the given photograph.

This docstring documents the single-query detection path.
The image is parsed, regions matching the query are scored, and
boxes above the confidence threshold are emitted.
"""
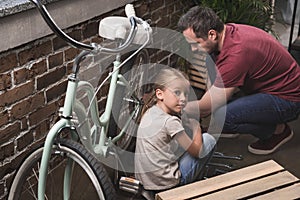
[213,106,236,132]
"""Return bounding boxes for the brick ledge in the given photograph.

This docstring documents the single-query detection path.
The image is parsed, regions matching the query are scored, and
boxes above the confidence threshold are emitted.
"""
[0,0,59,18]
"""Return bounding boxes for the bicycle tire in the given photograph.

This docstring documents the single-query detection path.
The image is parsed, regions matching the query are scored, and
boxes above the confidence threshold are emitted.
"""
[8,139,116,200]
[110,49,150,152]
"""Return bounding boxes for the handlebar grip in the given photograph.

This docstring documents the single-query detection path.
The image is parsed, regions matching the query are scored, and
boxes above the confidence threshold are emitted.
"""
[125,4,143,25]
[124,4,150,31]
[125,4,136,19]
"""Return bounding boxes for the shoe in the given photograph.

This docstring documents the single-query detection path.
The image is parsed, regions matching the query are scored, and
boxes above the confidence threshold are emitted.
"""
[220,132,240,138]
[248,124,293,155]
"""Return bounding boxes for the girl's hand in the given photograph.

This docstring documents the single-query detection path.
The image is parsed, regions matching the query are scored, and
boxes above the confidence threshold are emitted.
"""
[176,117,203,157]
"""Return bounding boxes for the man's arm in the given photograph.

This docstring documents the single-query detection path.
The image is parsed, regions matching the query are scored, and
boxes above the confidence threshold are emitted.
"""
[185,86,236,118]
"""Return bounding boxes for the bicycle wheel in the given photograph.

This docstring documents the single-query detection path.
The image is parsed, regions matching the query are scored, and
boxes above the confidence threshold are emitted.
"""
[8,139,116,200]
[110,49,151,151]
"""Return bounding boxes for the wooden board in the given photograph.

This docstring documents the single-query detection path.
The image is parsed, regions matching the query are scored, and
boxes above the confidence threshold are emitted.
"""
[156,160,286,200]
[195,171,299,200]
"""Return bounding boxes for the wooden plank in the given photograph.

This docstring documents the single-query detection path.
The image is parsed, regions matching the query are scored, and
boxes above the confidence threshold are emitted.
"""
[155,160,283,200]
[190,81,206,90]
[188,52,208,91]
[194,171,299,200]
[189,69,207,76]
[190,76,207,84]
[249,183,300,200]
[191,60,206,67]
[192,52,206,61]
[188,66,207,76]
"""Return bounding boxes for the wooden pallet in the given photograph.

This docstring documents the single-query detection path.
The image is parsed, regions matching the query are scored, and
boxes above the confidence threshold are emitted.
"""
[188,52,208,91]
[156,160,300,200]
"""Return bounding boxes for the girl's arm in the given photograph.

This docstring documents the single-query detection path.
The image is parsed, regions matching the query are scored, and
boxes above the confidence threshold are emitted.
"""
[174,118,203,157]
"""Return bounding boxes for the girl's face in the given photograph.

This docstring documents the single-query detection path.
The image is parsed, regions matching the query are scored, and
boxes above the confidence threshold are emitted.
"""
[156,79,190,115]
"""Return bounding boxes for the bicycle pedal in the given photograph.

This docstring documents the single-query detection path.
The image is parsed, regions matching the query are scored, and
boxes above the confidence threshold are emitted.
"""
[119,176,141,194]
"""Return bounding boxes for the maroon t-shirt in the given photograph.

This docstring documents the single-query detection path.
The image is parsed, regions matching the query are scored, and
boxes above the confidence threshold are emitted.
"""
[214,23,300,102]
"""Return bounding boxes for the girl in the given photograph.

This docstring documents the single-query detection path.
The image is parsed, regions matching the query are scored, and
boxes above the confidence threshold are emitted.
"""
[134,68,216,192]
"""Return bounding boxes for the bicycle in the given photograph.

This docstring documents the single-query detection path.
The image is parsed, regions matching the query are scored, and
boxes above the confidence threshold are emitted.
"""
[8,0,153,199]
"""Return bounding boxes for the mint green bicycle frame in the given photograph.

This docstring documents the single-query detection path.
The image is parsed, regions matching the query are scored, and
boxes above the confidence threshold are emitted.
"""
[38,55,143,200]
[29,1,151,198]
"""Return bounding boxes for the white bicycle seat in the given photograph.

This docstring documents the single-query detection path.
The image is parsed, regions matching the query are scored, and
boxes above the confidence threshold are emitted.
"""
[99,16,152,45]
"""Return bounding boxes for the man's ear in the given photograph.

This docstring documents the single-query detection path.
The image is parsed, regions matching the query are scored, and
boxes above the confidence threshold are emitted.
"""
[208,30,217,40]
[156,89,164,100]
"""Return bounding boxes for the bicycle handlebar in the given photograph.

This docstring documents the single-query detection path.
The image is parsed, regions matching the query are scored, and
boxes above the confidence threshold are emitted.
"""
[29,0,148,54]
[30,0,95,51]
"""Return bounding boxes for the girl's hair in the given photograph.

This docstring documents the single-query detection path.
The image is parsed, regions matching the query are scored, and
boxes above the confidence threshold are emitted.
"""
[141,68,189,116]
[177,6,224,39]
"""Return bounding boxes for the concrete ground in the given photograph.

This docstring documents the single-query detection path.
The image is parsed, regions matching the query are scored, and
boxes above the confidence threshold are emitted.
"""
[214,117,300,179]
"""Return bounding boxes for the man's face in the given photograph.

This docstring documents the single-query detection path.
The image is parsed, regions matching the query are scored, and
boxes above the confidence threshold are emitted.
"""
[183,28,218,54]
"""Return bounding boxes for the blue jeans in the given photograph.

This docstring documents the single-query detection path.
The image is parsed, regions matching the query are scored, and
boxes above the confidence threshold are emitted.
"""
[179,133,216,185]
[214,93,300,140]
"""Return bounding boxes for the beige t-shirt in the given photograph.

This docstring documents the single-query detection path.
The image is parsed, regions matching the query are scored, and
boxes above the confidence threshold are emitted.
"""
[134,105,185,190]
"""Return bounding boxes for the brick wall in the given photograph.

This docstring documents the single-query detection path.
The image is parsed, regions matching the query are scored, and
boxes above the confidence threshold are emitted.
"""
[0,0,195,198]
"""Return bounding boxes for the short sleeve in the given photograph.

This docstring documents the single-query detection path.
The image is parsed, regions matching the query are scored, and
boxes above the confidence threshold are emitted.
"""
[165,116,184,138]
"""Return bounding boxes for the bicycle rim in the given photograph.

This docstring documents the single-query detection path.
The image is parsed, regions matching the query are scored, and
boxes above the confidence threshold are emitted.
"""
[8,139,115,200]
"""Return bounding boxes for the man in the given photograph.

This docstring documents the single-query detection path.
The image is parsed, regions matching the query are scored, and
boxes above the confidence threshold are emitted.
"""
[178,6,300,155]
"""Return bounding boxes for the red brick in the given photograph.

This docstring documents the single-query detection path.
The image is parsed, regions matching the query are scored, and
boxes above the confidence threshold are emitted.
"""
[68,29,82,42]
[14,68,28,85]
[166,4,174,16]
[16,131,34,152]
[49,52,63,69]
[165,0,176,6]
[0,81,34,107]
[31,59,47,76]
[0,72,12,90]
[157,15,170,27]
[83,21,98,39]
[66,62,73,74]
[37,66,66,90]
[64,47,80,62]
[14,59,47,85]
[34,120,51,141]
[149,0,164,11]
[46,80,67,102]
[0,110,9,127]
[11,93,45,120]
[136,3,150,19]
[0,122,21,144]
[18,41,52,65]
[0,52,18,73]
[29,102,58,126]
[0,141,14,162]
[53,36,68,51]
[0,152,23,179]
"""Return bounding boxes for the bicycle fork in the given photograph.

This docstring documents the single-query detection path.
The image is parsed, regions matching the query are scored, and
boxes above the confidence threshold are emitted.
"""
[38,75,78,200]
